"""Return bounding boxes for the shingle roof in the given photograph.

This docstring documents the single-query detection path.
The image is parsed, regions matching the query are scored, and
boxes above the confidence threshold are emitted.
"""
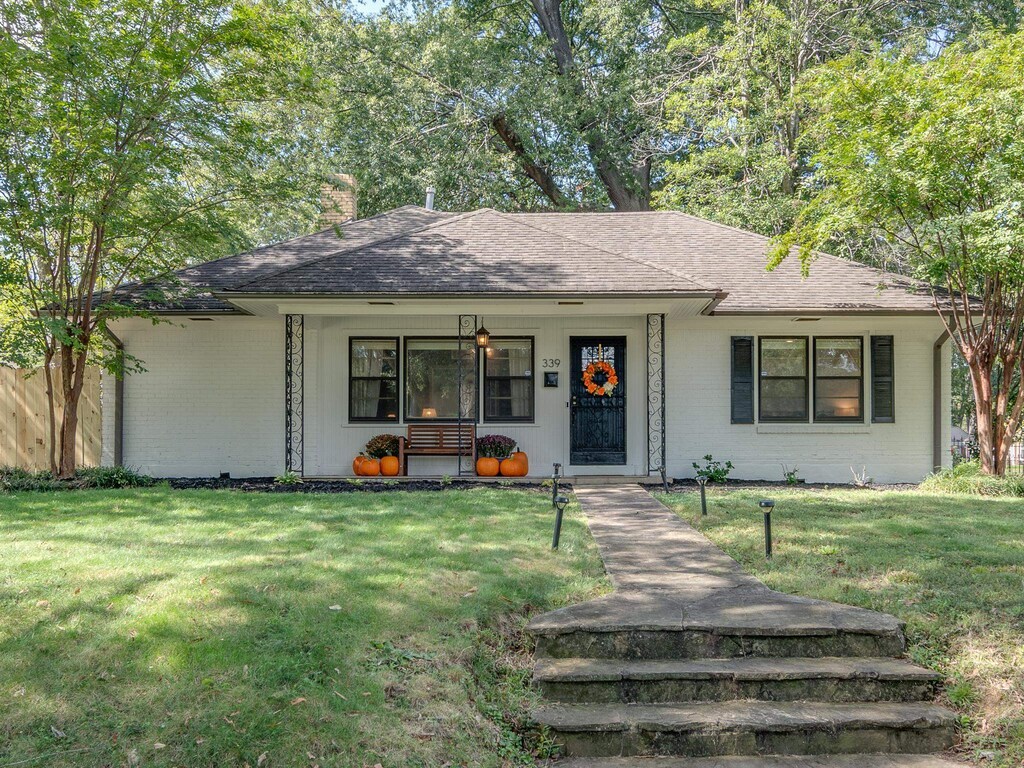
[124,205,939,314]
[227,209,715,297]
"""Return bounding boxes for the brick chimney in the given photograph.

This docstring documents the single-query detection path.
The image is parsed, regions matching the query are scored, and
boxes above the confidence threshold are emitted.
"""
[319,173,357,228]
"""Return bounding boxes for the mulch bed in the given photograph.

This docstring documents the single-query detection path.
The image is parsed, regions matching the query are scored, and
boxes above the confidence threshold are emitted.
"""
[665,479,918,492]
[167,477,553,493]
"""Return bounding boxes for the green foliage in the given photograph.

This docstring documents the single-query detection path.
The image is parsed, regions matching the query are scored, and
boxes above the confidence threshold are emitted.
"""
[274,470,304,486]
[692,454,733,484]
[364,433,400,459]
[769,32,1024,475]
[782,465,803,485]
[0,0,324,472]
[657,0,904,237]
[921,461,1024,497]
[0,465,153,491]
[321,1,700,212]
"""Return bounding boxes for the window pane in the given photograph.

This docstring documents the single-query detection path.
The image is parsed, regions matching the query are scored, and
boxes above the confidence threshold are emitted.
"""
[351,379,398,420]
[760,338,807,377]
[405,339,476,419]
[816,338,862,377]
[815,378,862,419]
[351,339,397,378]
[485,378,533,420]
[760,378,807,420]
[485,340,533,377]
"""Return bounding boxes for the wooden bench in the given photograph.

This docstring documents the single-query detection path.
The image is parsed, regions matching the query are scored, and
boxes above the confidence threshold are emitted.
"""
[398,423,476,475]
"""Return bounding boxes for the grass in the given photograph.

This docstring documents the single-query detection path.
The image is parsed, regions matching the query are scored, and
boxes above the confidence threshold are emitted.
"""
[921,460,1024,496]
[0,487,607,768]
[659,486,1024,767]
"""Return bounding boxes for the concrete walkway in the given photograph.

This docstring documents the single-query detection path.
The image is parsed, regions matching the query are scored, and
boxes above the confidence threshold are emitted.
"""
[529,484,903,642]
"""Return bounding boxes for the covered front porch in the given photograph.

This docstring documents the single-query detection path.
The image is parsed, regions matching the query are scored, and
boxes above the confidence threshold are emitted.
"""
[265,298,694,479]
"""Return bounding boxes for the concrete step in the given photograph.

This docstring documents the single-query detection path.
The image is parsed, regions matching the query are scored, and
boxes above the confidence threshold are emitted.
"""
[528,591,907,661]
[535,657,941,704]
[552,756,970,768]
[534,701,956,758]
[533,626,906,661]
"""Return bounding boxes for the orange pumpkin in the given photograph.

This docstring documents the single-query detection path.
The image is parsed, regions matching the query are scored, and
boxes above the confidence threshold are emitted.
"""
[500,457,526,477]
[511,451,529,476]
[476,457,500,477]
[352,455,366,475]
[380,456,400,476]
[360,458,381,477]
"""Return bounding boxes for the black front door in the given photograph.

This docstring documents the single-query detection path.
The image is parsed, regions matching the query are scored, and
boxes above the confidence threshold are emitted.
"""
[570,337,626,465]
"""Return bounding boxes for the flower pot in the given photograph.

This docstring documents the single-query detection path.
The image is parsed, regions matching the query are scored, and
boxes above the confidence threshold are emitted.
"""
[352,455,366,475]
[380,456,400,476]
[511,451,529,476]
[476,457,500,477]
[500,457,526,477]
[360,458,380,477]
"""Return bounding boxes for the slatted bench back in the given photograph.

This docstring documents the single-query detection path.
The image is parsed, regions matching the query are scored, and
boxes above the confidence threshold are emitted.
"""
[404,424,476,455]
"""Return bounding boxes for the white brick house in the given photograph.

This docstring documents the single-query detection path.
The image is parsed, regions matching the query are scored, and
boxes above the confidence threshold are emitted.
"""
[105,194,951,483]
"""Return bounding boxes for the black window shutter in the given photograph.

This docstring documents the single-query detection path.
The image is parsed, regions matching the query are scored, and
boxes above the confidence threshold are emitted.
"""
[871,336,895,423]
[731,336,755,424]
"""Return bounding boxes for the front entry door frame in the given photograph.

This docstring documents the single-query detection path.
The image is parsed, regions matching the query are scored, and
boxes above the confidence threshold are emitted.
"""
[569,336,627,465]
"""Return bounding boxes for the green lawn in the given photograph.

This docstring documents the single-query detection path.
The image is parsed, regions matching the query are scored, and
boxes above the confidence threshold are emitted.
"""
[0,487,607,767]
[659,487,1024,767]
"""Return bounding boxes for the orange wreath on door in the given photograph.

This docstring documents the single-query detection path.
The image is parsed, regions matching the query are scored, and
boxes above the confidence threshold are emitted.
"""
[582,360,619,396]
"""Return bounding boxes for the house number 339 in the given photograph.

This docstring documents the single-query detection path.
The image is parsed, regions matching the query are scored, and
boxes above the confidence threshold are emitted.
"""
[542,358,561,368]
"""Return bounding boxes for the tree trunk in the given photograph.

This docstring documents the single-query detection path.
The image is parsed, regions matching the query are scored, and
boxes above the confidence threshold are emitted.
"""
[56,346,89,479]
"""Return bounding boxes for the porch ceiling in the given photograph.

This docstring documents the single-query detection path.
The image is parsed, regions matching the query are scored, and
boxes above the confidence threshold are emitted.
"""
[217,295,717,318]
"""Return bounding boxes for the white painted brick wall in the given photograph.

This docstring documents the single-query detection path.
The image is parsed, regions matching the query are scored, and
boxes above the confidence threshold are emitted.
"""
[107,317,284,477]
[105,311,950,483]
[665,315,951,483]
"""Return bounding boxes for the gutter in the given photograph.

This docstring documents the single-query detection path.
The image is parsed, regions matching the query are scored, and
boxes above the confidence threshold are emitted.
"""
[102,326,125,468]
[933,329,951,472]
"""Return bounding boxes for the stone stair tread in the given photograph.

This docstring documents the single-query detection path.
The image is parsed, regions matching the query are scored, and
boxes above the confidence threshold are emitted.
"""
[534,701,956,733]
[528,589,904,638]
[534,656,941,683]
[552,755,971,768]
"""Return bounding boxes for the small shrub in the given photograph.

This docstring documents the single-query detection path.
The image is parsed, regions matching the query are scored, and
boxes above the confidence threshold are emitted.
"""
[364,434,399,459]
[1,465,153,492]
[274,471,303,486]
[476,434,516,459]
[76,466,153,489]
[920,460,1024,497]
[692,454,733,484]
[440,474,453,487]
[850,466,873,487]
[0,467,58,492]
[782,464,803,485]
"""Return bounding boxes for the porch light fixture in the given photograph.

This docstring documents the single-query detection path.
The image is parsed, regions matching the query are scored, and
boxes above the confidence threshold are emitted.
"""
[475,323,490,348]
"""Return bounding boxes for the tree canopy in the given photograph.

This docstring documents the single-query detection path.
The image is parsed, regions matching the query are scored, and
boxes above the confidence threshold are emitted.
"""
[769,32,1024,473]
[0,0,322,474]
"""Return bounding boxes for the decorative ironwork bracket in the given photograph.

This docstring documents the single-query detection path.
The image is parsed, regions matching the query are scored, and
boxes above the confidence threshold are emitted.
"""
[285,314,304,475]
[647,314,666,476]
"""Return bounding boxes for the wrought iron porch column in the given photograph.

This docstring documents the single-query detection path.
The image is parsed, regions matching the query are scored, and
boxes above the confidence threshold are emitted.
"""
[456,314,477,476]
[647,314,666,476]
[285,314,304,475]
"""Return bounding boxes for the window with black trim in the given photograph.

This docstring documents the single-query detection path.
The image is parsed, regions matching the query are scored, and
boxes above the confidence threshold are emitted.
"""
[814,337,863,422]
[484,337,534,422]
[349,338,399,422]
[759,337,808,422]
[404,338,477,421]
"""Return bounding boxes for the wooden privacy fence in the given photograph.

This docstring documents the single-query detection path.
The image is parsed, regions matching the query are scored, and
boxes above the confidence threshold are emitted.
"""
[0,366,102,471]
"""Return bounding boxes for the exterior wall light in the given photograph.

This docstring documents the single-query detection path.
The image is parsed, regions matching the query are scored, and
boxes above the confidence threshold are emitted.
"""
[475,324,490,348]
